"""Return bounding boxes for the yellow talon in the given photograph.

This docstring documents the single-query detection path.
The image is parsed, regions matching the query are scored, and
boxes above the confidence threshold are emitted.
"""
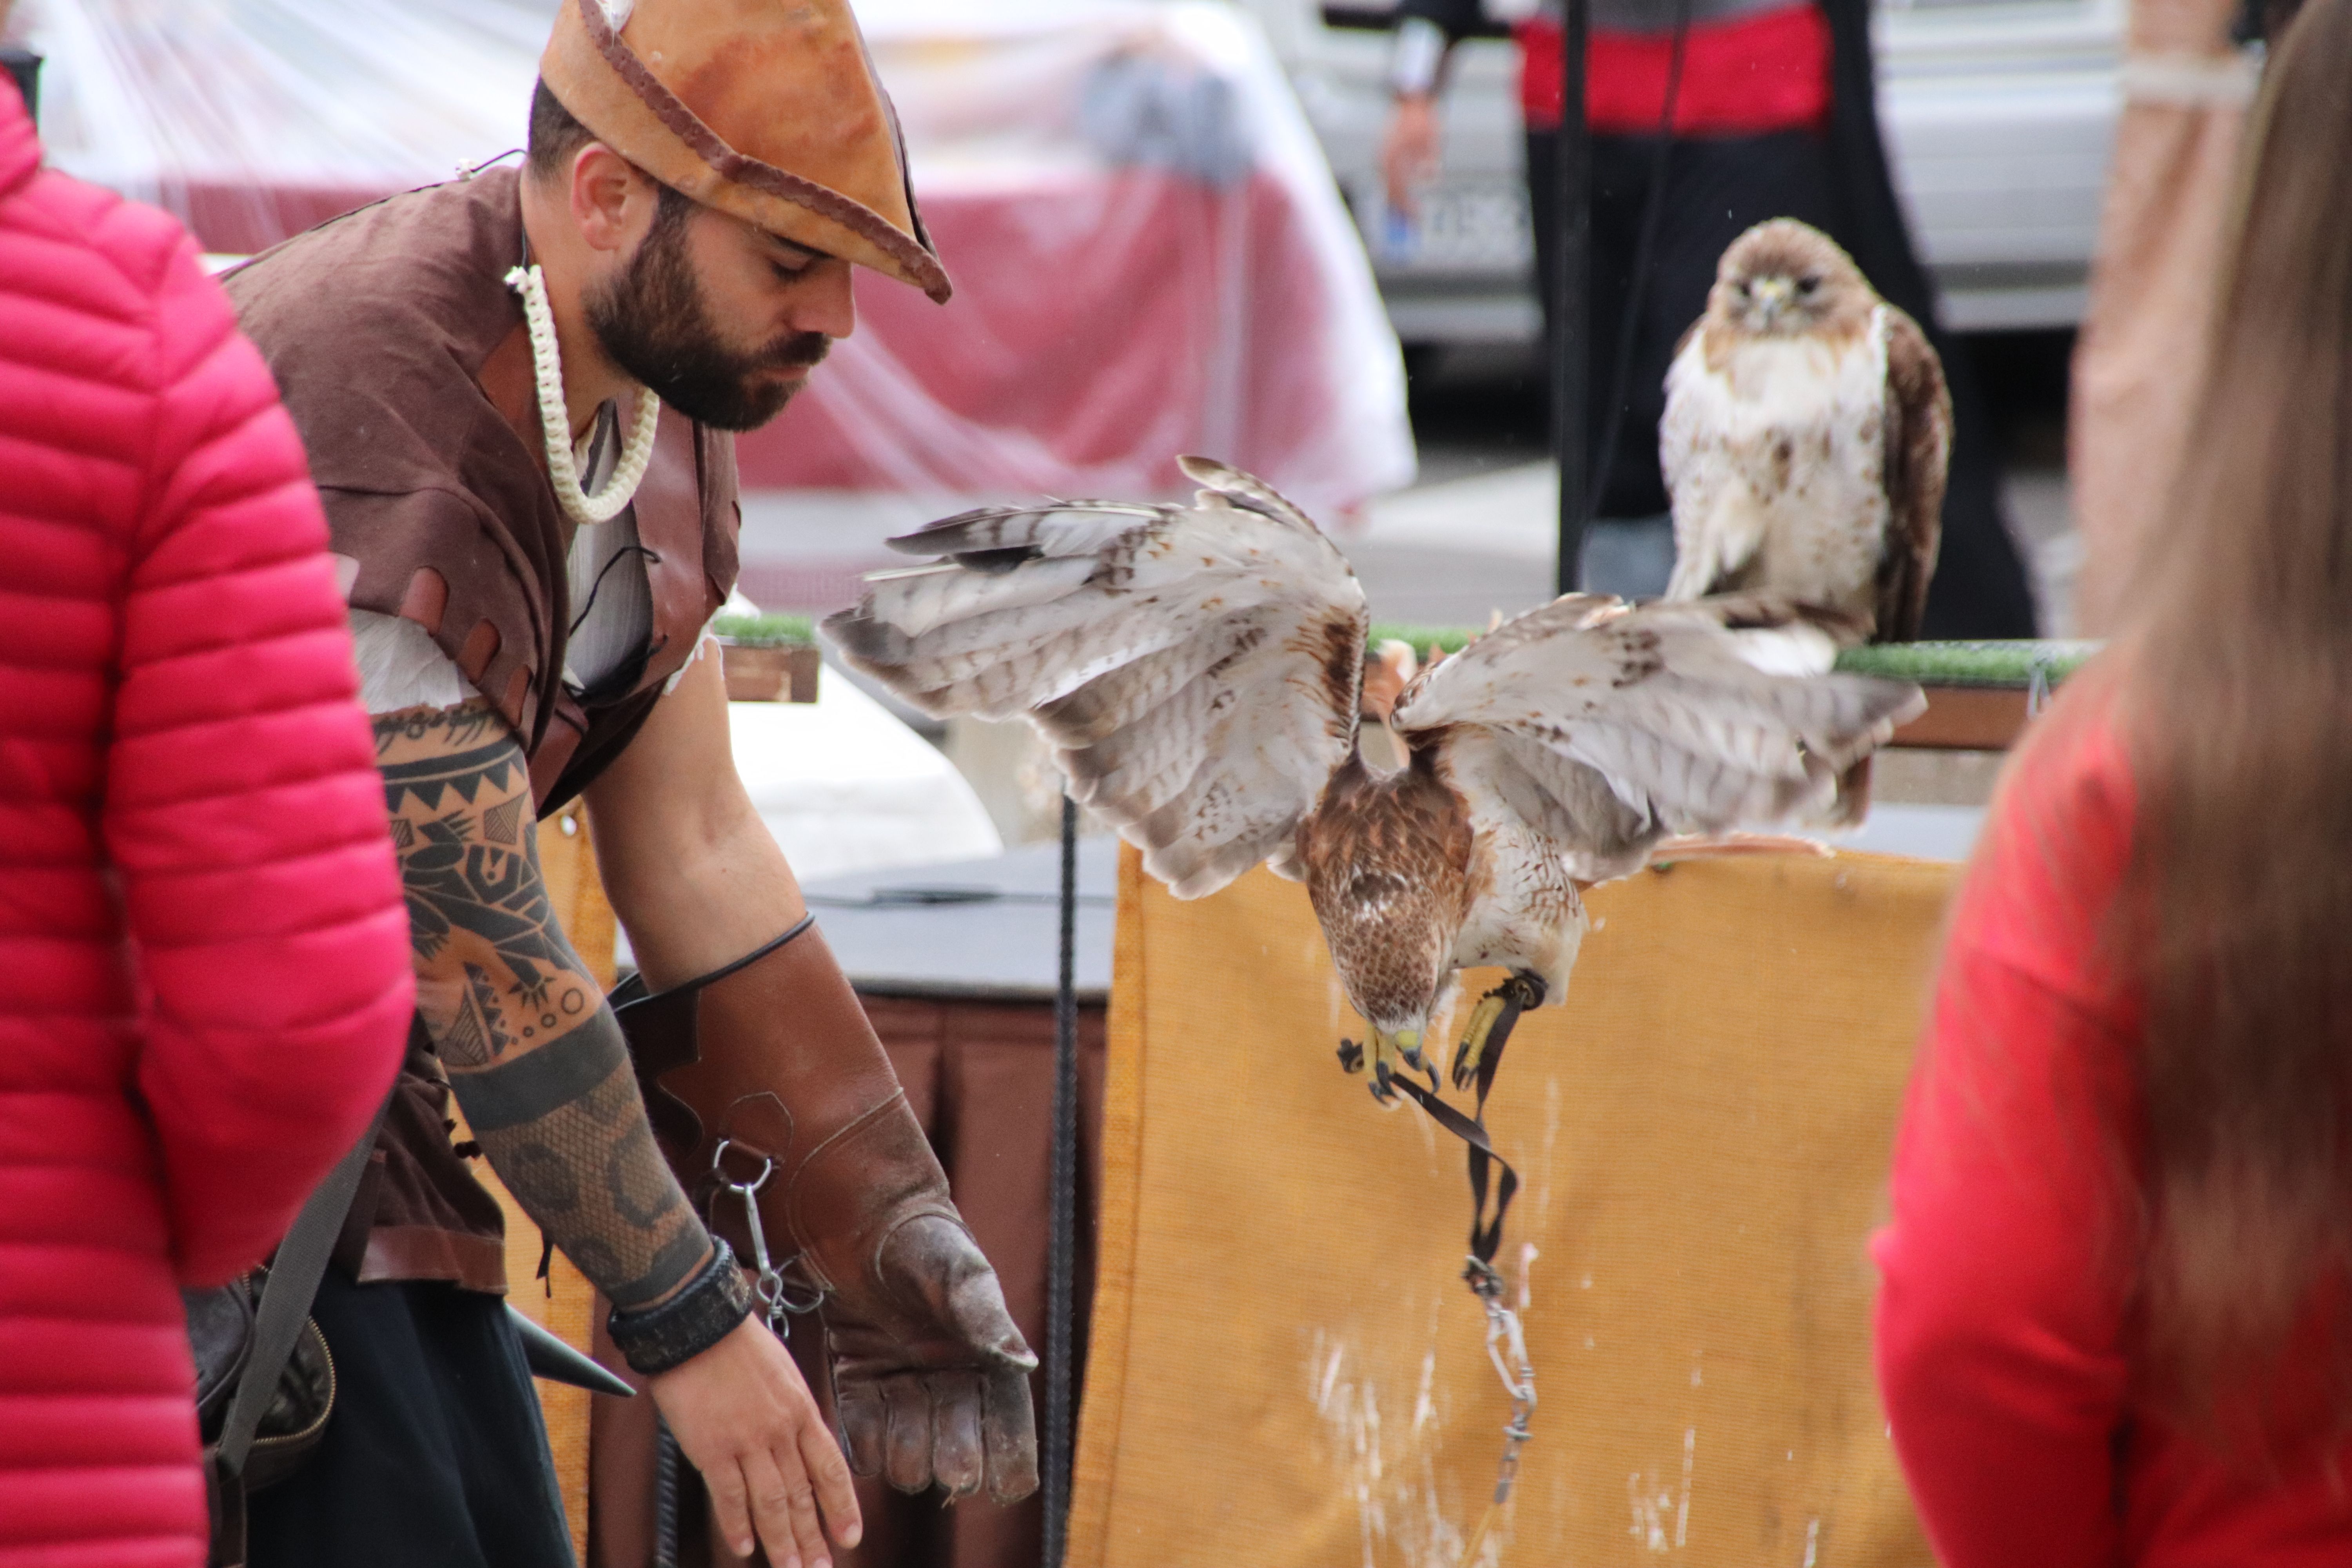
[1451,992,1508,1090]
[1367,1031,1410,1110]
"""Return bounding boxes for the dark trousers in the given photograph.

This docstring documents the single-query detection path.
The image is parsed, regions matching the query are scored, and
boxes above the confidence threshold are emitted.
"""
[247,1268,577,1568]
[1526,127,1837,523]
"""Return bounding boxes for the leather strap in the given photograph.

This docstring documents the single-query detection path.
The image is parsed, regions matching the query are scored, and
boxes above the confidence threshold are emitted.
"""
[1385,973,1541,1270]
[609,911,817,1013]
[605,1239,754,1375]
[610,911,817,1153]
[217,1084,396,1480]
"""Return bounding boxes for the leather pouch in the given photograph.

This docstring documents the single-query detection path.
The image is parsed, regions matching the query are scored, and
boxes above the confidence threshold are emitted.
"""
[184,1271,337,1565]
[181,1080,394,1568]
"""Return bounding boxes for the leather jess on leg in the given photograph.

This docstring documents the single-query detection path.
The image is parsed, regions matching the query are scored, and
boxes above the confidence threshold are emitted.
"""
[625,923,1040,1502]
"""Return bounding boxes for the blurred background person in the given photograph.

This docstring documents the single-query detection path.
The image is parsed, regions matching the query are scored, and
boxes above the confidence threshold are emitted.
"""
[1379,0,2038,636]
[2066,0,2263,634]
[0,56,413,1568]
[1873,0,2352,1556]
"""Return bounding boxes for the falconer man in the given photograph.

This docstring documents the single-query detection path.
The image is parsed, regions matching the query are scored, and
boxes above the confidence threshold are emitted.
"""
[225,1,1036,1563]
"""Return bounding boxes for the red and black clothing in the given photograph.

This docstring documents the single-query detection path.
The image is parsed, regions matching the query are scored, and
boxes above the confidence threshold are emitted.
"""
[1504,0,1833,136]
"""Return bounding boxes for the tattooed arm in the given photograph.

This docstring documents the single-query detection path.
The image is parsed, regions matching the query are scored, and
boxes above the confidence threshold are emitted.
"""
[377,696,859,1568]
[376,701,706,1308]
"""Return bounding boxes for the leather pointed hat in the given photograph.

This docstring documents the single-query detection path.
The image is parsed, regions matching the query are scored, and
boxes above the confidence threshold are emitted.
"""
[541,0,949,302]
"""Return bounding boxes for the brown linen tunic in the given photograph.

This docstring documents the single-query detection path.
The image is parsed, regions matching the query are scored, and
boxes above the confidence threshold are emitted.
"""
[227,167,742,1292]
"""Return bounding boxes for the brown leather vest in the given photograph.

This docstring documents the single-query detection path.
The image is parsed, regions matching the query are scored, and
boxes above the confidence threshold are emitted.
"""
[228,165,741,817]
[227,168,745,1288]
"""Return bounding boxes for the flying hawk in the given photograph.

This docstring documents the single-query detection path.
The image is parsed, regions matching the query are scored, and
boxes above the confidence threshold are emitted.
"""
[825,459,1923,1103]
[1661,218,1949,645]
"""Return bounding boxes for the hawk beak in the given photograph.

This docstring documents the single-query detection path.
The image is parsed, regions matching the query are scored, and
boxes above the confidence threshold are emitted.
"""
[1752,276,1793,325]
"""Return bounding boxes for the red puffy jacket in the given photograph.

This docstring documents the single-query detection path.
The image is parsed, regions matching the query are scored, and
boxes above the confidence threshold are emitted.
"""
[0,84,413,1565]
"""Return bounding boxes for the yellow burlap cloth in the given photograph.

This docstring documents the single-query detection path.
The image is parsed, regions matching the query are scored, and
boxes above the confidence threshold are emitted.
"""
[1070,845,1956,1568]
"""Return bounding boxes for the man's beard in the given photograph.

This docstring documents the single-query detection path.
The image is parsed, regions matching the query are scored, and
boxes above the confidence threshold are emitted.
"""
[585,207,830,433]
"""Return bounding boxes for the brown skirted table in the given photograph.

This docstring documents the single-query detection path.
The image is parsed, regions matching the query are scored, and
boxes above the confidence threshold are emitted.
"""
[586,838,1116,1568]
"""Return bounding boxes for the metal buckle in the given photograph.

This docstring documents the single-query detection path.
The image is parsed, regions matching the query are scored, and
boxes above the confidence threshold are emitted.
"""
[710,1138,822,1337]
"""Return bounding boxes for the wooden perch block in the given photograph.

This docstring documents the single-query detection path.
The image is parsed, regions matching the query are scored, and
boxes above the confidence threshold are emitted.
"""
[1889,686,2031,751]
[721,642,820,703]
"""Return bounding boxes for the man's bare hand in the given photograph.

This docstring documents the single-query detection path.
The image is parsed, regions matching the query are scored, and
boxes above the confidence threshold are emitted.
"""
[1382,93,1441,218]
[650,1317,862,1568]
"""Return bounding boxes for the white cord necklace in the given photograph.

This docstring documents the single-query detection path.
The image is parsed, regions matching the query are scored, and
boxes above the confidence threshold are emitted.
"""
[504,263,661,526]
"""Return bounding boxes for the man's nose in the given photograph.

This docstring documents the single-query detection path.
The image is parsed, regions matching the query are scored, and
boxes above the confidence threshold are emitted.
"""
[788,258,857,341]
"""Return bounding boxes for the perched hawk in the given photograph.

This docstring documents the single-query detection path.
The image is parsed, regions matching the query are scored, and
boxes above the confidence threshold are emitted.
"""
[826,459,1922,1103]
[1661,218,1949,644]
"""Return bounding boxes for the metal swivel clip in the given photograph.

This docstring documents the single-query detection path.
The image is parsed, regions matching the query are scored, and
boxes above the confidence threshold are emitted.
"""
[710,1138,823,1338]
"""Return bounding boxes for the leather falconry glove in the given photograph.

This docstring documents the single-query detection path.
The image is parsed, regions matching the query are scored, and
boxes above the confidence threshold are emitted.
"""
[612,918,1040,1502]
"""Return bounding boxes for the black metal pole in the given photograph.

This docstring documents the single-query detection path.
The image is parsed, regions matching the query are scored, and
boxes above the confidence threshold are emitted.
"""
[2,48,42,123]
[1552,0,1592,595]
[1042,795,1080,1566]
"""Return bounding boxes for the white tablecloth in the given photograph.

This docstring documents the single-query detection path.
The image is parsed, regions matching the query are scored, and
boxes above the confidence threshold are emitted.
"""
[728,678,1002,885]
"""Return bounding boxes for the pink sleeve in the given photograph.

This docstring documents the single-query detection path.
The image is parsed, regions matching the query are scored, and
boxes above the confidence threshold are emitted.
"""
[1872,706,2141,1567]
[101,219,414,1287]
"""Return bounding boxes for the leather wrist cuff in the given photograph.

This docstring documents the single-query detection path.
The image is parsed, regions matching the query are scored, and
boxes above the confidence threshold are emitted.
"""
[605,1238,752,1376]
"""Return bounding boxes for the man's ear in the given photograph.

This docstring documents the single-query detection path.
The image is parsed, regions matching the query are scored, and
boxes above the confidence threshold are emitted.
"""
[569,143,657,256]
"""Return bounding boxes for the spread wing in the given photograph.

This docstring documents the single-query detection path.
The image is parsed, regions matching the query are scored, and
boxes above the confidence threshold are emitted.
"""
[1390,594,1925,880]
[821,457,1367,899]
[1876,306,1949,643]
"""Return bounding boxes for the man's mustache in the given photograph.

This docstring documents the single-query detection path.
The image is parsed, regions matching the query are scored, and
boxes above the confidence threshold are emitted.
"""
[758,332,832,372]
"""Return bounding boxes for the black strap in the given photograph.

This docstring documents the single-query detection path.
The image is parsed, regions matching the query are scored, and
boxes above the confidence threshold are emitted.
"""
[608,913,820,1152]
[216,1083,396,1479]
[1389,976,1537,1270]
[608,910,817,1016]
[1388,1062,1519,1267]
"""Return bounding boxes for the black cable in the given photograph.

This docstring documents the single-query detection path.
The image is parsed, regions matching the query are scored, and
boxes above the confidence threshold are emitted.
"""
[801,888,1115,909]
[1042,794,1081,1567]
[1552,0,1592,594]
[652,1417,682,1568]
[1586,0,1694,521]
[568,541,661,637]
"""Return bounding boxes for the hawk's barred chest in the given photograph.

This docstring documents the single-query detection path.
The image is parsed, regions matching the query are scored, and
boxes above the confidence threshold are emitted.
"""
[1664,305,1892,617]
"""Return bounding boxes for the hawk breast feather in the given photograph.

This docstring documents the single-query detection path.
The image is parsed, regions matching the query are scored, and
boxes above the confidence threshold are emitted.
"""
[1662,301,1949,644]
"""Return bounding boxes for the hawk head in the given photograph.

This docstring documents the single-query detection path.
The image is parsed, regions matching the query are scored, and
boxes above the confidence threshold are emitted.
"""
[1706,219,1875,339]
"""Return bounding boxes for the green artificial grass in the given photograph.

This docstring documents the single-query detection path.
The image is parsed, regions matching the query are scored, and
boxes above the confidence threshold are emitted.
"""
[712,611,815,648]
[1369,623,1477,655]
[1830,639,2101,688]
[1368,622,2102,689]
